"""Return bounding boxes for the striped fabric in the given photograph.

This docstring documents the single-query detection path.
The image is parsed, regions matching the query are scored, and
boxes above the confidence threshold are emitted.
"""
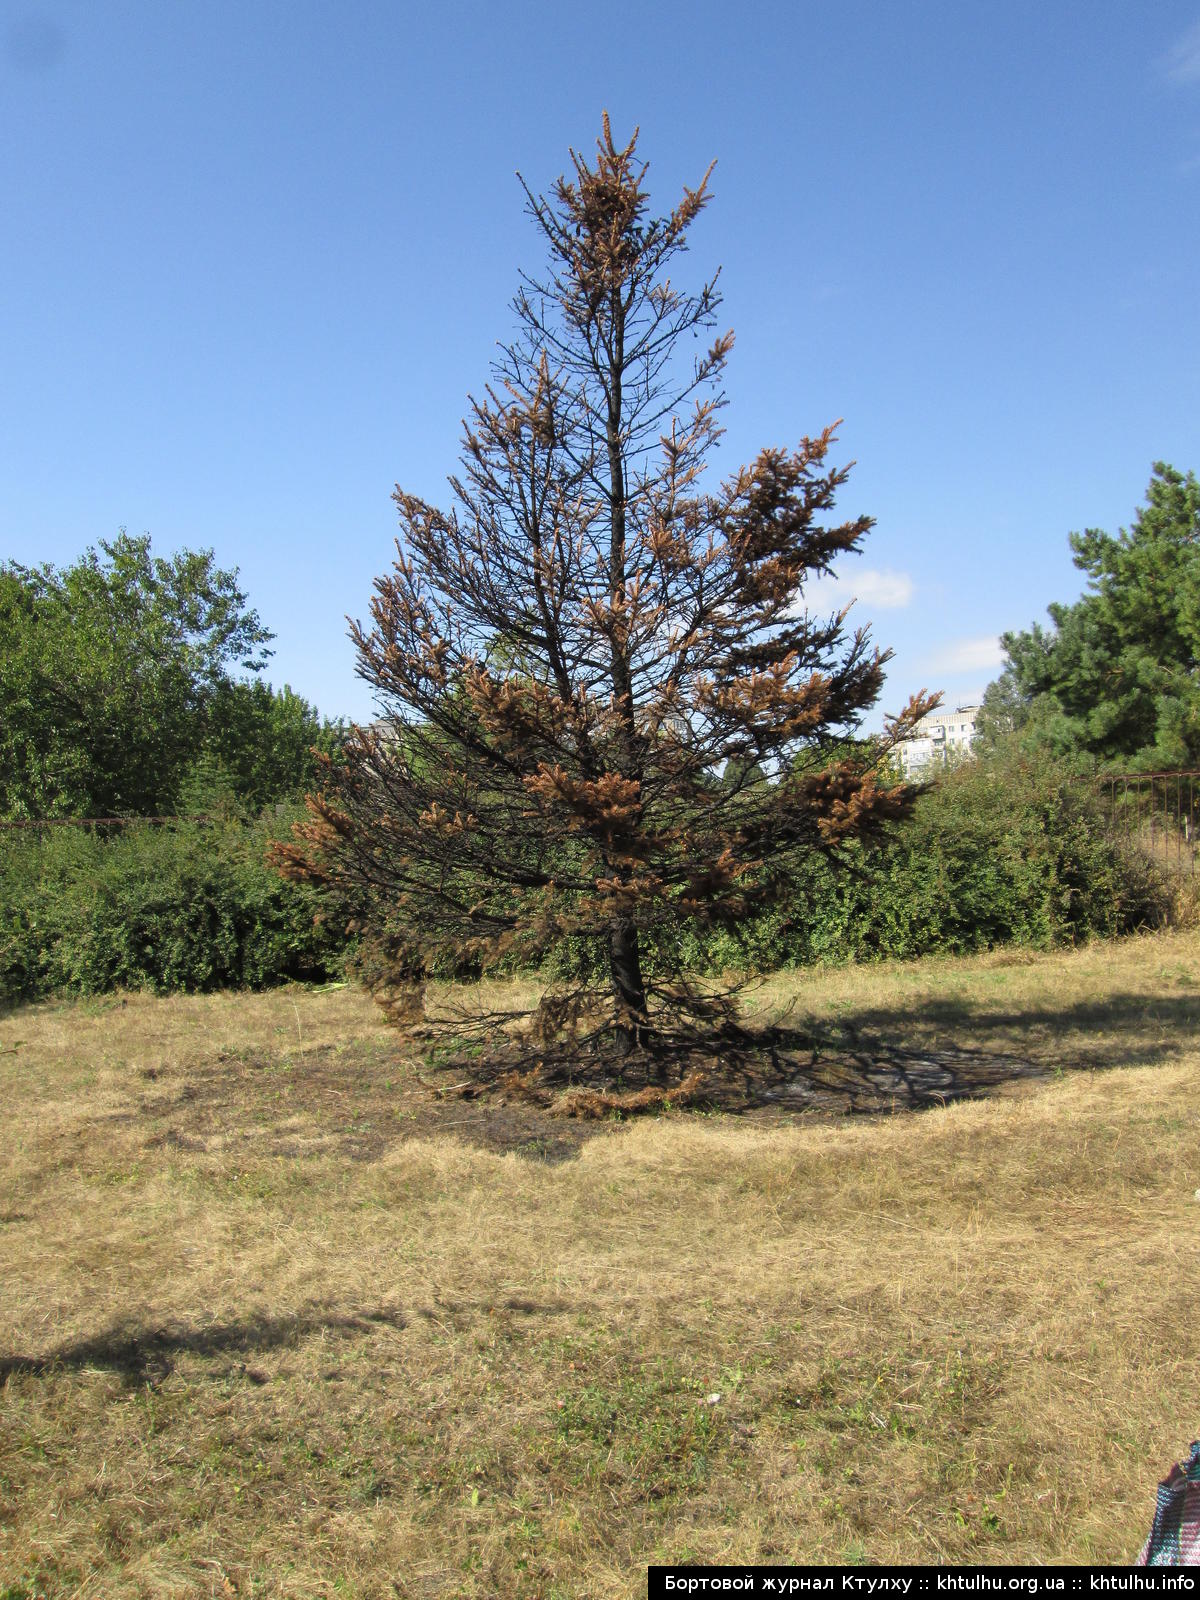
[1137,1441,1200,1565]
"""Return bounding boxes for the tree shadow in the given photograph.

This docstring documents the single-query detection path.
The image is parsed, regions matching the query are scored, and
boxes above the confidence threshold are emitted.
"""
[697,988,1200,1116]
[669,1027,1041,1117]
[0,1304,407,1390]
[814,987,1200,1063]
[417,989,1200,1119]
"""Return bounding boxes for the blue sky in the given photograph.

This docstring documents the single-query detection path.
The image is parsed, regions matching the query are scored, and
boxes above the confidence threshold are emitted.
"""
[3,0,1199,727]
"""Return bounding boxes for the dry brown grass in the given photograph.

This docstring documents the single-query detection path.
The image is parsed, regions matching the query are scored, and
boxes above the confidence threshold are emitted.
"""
[2,931,1200,1596]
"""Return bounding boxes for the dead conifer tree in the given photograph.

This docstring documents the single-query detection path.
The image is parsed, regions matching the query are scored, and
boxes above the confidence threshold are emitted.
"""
[274,116,936,1061]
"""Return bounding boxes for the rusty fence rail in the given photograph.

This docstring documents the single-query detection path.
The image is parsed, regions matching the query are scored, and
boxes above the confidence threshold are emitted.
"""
[0,814,218,830]
[1097,771,1200,877]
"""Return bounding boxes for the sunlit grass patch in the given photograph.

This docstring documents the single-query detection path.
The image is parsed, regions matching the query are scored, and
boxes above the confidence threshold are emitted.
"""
[1,929,1198,1592]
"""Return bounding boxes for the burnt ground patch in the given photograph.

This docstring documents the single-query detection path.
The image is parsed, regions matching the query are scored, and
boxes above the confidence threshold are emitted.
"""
[73,982,1200,1171]
[402,984,1200,1122]
[132,1040,611,1165]
[409,1022,1046,1121]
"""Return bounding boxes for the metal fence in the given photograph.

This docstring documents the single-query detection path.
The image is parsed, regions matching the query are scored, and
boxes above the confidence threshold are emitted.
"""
[0,813,217,831]
[1098,771,1200,876]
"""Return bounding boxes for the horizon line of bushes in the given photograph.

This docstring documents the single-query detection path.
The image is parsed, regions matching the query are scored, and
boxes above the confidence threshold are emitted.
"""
[0,744,1178,1008]
[0,804,346,1004]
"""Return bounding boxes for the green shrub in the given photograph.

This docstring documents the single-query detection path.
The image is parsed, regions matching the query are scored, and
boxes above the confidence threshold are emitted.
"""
[623,748,1169,978]
[0,750,1170,1005]
[847,747,1167,960]
[0,809,348,1006]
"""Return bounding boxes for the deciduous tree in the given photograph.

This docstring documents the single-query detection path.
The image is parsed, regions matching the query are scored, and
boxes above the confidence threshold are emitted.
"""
[0,533,337,817]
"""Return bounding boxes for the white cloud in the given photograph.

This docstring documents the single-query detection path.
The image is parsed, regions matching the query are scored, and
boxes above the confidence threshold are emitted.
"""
[927,635,1006,674]
[801,566,915,613]
[1164,18,1200,83]
[851,568,916,609]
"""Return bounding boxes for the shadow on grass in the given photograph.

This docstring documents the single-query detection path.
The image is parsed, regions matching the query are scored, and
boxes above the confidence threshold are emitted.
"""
[0,1295,573,1389]
[709,987,1200,1114]
[814,986,1200,1060]
[731,987,1200,1112]
[0,1304,408,1389]
[425,989,1200,1120]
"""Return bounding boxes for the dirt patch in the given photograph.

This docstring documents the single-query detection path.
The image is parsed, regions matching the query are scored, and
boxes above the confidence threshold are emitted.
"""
[409,1023,1045,1123]
[98,1021,1050,1172]
[130,1041,613,1165]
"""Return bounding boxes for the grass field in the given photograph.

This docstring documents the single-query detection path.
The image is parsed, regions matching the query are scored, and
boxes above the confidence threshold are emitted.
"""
[2,929,1200,1596]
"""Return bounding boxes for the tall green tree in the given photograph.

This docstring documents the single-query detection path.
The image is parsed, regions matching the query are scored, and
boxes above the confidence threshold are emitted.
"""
[206,679,343,812]
[983,463,1200,768]
[0,532,332,818]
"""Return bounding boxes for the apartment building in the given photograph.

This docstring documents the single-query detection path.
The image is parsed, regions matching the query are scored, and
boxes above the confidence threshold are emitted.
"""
[896,703,981,776]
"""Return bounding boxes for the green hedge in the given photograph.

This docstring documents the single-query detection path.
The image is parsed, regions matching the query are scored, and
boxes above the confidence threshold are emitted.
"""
[0,810,347,1005]
[726,748,1165,971]
[545,747,1170,982]
[0,750,1171,1006]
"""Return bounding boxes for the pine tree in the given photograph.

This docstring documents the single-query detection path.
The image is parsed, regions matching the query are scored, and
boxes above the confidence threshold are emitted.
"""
[983,463,1200,768]
[274,117,934,1059]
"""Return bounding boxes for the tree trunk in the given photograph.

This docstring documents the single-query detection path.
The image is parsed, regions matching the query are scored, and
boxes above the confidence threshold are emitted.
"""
[609,914,649,1052]
[600,268,649,1058]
